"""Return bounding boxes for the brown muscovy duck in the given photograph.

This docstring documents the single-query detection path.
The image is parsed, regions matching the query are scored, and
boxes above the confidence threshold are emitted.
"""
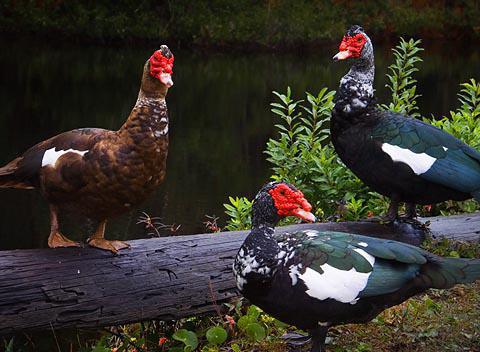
[0,45,174,253]
[234,182,480,352]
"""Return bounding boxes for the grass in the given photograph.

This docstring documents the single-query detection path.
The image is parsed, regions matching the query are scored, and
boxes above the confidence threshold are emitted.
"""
[325,283,480,352]
[250,282,480,352]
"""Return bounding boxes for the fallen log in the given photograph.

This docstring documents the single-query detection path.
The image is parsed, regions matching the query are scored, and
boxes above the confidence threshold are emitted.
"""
[0,213,479,335]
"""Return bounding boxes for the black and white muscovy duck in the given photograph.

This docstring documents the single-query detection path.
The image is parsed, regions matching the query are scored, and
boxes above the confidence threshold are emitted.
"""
[234,181,480,352]
[331,25,480,220]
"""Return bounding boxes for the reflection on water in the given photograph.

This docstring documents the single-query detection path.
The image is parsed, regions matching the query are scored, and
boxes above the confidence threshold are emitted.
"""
[0,36,478,249]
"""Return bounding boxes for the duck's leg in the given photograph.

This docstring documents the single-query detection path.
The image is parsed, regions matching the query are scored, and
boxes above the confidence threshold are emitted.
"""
[365,196,399,223]
[309,326,329,352]
[47,205,81,248]
[87,220,130,253]
[405,203,417,218]
[385,197,399,221]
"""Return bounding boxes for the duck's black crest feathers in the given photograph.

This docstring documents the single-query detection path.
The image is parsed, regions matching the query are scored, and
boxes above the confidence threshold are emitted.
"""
[346,25,364,36]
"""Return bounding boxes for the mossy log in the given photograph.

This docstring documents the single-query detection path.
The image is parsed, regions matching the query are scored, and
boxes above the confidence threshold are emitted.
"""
[0,213,479,335]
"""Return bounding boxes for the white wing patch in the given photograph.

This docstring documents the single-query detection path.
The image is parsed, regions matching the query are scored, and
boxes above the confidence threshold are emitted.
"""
[298,248,375,304]
[41,148,88,168]
[381,143,436,175]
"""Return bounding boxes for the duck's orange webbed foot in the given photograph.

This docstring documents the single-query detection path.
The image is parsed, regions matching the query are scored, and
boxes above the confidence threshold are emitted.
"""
[87,238,130,253]
[48,231,81,248]
[86,219,130,253]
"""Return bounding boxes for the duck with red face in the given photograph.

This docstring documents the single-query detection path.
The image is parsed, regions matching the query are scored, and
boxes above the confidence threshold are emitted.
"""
[0,45,175,253]
[330,25,480,221]
[234,181,480,352]
[333,31,368,61]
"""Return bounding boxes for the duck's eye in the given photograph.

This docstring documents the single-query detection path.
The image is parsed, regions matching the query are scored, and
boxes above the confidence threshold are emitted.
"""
[357,37,363,42]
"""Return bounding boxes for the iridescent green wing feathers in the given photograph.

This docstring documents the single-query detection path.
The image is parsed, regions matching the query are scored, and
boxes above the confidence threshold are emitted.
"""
[371,113,480,197]
[288,231,480,298]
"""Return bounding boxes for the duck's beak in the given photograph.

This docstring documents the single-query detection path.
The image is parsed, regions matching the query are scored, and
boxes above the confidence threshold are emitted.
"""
[292,208,316,223]
[291,198,316,223]
[333,50,351,61]
[160,73,174,87]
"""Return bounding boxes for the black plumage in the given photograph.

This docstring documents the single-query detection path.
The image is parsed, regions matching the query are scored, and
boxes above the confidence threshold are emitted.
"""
[234,182,480,352]
[331,26,480,219]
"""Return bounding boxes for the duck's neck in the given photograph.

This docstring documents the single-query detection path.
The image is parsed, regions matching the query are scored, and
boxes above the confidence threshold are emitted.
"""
[333,57,375,117]
[118,89,169,143]
[241,224,278,270]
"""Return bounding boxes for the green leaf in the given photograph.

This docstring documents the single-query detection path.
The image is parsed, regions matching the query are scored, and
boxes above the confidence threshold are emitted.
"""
[172,329,199,352]
[237,315,255,331]
[247,305,262,319]
[245,323,266,341]
[206,326,227,345]
[4,338,14,352]
[273,319,289,328]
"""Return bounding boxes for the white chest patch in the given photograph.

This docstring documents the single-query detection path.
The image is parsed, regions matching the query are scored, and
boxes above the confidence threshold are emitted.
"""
[154,125,169,137]
[381,143,436,175]
[298,248,375,304]
[351,98,367,108]
[41,148,88,168]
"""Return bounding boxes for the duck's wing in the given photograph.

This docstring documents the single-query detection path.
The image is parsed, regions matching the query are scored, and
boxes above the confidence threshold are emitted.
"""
[284,231,479,303]
[0,128,107,189]
[371,113,480,199]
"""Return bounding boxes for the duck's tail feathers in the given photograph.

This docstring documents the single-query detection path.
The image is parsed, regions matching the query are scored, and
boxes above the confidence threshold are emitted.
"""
[425,257,480,289]
[0,157,35,189]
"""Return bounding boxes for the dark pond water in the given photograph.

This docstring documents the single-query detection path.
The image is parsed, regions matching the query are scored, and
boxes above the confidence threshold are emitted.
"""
[0,36,478,250]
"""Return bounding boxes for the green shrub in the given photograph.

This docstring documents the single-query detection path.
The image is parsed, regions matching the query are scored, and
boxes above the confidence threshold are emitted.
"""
[379,38,423,118]
[425,79,480,149]
[224,196,253,231]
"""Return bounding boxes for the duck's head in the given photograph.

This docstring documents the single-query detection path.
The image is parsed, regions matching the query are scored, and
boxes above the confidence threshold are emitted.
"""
[333,25,373,65]
[141,45,174,97]
[252,182,316,228]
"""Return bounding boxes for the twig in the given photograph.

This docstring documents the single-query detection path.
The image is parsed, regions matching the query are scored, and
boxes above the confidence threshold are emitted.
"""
[208,279,223,320]
[137,212,181,237]
[49,322,61,352]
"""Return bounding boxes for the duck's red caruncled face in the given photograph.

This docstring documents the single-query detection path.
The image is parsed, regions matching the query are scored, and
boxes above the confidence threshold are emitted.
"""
[149,50,174,87]
[268,184,316,222]
[334,33,367,61]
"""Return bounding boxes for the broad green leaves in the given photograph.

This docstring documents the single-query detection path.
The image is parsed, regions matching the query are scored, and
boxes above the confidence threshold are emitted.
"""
[206,326,228,345]
[172,329,199,352]
[237,305,267,342]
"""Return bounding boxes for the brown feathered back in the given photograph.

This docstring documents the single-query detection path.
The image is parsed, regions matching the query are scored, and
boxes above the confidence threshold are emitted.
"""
[0,157,35,189]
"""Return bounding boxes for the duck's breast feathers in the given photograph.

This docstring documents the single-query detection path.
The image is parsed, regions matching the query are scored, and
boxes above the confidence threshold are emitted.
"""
[6,128,108,188]
[371,112,480,196]
[283,231,429,304]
